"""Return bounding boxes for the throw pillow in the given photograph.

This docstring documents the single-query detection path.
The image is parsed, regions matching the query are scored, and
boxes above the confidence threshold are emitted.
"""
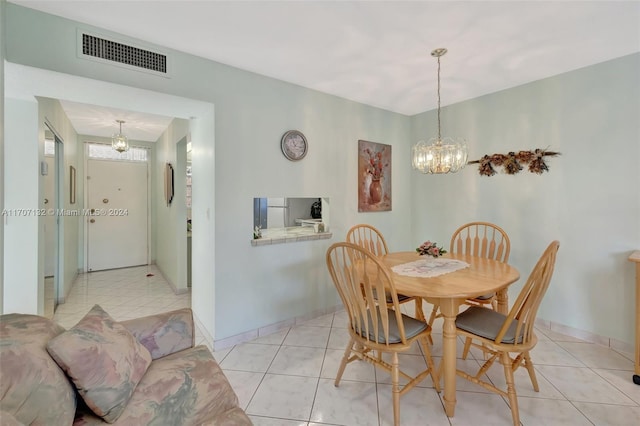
[46,305,152,423]
[0,314,76,425]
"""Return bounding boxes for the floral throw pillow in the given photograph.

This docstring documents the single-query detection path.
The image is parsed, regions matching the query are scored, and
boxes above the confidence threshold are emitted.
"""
[46,305,152,423]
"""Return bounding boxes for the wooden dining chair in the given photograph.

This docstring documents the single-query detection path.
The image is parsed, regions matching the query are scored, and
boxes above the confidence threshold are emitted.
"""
[346,224,425,321]
[326,242,439,426]
[427,222,511,329]
[455,240,560,426]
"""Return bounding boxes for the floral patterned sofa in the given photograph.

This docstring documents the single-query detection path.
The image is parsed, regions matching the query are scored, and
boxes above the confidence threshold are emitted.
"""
[0,306,252,425]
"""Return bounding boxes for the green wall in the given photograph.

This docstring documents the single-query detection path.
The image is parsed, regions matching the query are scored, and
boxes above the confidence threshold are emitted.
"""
[153,118,190,292]
[4,4,414,341]
[0,0,5,314]
[410,53,640,346]
[5,3,639,348]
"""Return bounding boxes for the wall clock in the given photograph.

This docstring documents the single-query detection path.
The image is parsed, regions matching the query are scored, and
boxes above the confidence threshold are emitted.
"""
[281,130,308,161]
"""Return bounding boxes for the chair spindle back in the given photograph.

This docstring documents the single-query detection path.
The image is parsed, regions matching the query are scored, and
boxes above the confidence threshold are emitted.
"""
[450,221,511,263]
[346,224,389,257]
[495,240,559,346]
[326,242,406,347]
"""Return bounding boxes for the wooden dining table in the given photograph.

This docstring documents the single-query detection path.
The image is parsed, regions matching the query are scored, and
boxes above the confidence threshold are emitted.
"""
[381,251,520,418]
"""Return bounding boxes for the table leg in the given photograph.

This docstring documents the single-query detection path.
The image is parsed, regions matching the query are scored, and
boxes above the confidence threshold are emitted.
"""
[634,261,640,383]
[496,288,509,315]
[440,298,460,417]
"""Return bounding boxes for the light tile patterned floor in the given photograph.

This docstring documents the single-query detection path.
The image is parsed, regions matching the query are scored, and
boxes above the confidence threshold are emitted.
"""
[55,266,640,425]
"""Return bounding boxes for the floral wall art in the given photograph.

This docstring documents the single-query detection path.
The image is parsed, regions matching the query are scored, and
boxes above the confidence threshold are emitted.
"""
[358,140,391,212]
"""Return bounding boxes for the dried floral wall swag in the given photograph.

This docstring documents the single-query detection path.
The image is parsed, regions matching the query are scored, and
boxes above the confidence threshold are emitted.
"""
[468,149,560,176]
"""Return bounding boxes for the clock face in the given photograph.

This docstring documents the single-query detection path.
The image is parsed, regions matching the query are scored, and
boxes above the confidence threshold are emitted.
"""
[281,130,308,161]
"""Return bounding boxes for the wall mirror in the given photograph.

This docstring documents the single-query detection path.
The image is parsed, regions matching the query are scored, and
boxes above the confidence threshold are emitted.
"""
[164,162,174,206]
[253,197,329,230]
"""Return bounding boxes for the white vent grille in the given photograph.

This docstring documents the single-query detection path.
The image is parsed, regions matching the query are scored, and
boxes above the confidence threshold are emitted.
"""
[81,33,167,74]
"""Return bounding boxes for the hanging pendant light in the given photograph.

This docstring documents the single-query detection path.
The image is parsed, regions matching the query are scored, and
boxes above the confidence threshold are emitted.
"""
[412,48,468,174]
[112,119,130,153]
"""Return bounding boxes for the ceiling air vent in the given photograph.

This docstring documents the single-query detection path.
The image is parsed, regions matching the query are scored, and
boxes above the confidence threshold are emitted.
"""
[80,32,168,75]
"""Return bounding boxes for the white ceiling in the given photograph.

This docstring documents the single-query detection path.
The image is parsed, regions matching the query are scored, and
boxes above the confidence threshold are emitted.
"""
[11,0,640,140]
[58,100,175,142]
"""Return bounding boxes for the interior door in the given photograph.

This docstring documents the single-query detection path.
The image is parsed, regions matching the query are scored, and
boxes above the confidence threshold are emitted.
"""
[43,156,56,278]
[87,159,148,271]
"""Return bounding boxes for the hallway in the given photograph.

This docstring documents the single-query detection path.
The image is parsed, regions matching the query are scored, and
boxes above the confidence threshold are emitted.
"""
[53,265,204,346]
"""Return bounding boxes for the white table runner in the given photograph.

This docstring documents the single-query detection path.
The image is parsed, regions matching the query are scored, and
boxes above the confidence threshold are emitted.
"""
[391,257,470,278]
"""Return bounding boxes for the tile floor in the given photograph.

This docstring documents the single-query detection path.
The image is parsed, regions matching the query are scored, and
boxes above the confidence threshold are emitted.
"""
[54,266,640,425]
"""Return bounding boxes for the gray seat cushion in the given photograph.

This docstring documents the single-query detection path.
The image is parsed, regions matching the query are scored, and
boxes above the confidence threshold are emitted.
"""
[473,293,495,301]
[455,306,524,344]
[386,293,412,303]
[355,308,428,344]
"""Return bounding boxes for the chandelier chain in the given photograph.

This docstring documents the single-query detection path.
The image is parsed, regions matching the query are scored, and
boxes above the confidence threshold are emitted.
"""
[437,55,441,141]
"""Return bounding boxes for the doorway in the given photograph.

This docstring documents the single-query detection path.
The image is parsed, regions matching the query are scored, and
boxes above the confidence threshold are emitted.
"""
[85,145,149,271]
[43,127,63,318]
[6,62,216,341]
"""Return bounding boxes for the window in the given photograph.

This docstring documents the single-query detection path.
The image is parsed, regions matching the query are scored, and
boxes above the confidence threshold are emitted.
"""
[86,142,148,162]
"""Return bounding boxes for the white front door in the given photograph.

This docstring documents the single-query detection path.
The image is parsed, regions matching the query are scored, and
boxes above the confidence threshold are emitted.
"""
[87,159,148,271]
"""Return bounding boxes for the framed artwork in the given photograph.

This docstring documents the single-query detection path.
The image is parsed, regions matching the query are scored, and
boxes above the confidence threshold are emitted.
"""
[69,165,76,204]
[358,140,391,212]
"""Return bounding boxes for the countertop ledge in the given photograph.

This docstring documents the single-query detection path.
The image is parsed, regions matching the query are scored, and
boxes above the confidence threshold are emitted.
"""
[250,232,333,246]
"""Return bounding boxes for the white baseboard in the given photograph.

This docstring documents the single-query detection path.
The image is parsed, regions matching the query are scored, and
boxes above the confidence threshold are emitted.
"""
[154,264,189,295]
[535,317,634,357]
[192,310,214,351]
[213,304,344,351]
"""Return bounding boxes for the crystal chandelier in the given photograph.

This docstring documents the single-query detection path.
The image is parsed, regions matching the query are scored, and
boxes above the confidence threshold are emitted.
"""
[112,120,130,153]
[412,48,468,174]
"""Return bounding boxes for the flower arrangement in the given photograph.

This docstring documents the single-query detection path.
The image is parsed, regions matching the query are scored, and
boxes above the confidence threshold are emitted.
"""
[363,146,389,180]
[468,149,561,176]
[416,241,447,258]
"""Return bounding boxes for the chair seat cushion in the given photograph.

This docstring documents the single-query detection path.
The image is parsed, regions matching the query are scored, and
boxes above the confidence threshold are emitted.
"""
[455,306,524,344]
[386,293,412,303]
[472,293,495,301]
[355,308,428,344]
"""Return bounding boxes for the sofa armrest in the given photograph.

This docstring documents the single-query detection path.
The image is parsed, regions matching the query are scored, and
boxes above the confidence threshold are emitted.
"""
[121,308,195,360]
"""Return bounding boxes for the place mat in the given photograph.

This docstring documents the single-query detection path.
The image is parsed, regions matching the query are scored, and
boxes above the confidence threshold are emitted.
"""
[391,258,470,278]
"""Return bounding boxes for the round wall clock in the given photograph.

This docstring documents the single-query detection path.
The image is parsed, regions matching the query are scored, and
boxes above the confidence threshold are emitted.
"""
[281,130,308,161]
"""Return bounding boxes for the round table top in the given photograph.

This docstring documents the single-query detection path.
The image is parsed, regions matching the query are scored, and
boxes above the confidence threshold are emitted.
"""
[382,251,520,299]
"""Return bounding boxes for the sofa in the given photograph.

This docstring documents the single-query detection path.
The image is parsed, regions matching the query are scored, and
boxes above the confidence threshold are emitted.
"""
[0,305,252,425]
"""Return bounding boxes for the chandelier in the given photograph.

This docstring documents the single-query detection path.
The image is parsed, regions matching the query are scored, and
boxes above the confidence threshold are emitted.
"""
[112,120,130,153]
[412,48,468,174]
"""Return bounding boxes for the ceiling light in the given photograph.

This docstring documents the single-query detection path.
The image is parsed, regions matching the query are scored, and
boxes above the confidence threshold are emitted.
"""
[412,48,468,174]
[112,119,129,153]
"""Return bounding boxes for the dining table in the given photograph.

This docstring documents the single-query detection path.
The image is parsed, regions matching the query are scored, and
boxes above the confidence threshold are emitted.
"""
[380,251,520,418]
